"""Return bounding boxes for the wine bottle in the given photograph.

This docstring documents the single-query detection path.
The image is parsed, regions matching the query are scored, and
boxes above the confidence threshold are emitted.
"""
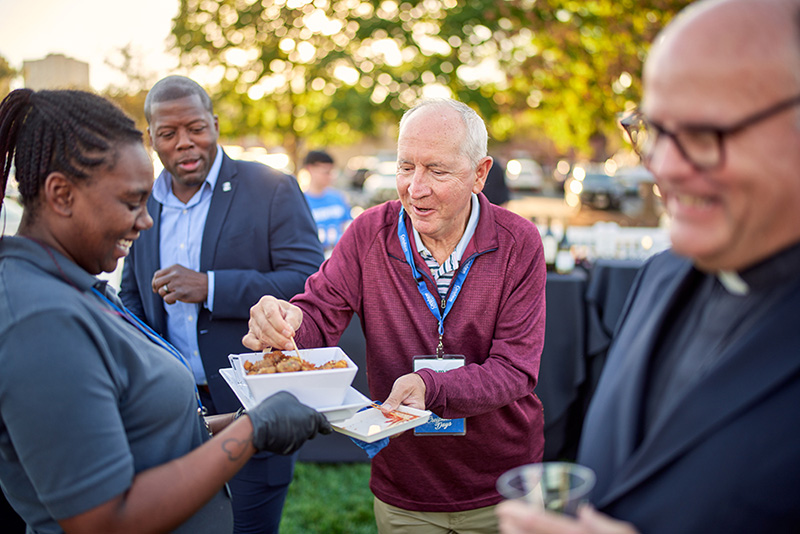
[541,218,557,271]
[555,225,575,274]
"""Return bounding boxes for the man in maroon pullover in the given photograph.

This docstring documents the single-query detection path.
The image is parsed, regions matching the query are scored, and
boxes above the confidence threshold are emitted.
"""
[245,98,547,533]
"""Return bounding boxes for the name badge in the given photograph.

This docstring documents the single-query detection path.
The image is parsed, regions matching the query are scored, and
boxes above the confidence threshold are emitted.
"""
[413,355,466,436]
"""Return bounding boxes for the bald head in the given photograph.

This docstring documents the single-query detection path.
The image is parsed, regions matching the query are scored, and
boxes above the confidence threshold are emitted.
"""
[639,0,800,272]
[645,0,800,112]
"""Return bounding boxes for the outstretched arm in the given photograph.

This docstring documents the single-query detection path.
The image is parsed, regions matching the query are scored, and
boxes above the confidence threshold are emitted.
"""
[59,392,329,534]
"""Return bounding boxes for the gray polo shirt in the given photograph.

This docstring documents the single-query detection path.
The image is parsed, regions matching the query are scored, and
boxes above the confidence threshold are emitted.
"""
[0,237,232,533]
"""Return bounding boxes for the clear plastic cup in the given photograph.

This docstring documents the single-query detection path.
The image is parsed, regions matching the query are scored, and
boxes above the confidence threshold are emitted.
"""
[496,462,596,516]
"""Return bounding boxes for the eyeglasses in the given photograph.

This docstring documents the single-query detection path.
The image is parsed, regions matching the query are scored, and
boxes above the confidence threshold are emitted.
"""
[620,93,800,171]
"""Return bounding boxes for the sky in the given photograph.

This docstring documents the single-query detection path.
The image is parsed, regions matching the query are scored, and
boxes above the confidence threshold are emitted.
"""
[0,0,181,90]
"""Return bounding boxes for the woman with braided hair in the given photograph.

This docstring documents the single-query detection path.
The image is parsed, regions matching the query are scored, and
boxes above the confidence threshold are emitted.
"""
[0,88,330,534]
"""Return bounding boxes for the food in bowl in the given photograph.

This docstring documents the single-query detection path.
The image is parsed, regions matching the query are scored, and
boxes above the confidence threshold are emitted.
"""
[244,349,348,375]
[230,347,358,408]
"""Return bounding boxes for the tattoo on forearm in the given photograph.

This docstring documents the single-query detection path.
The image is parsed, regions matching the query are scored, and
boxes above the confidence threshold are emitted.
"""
[221,437,249,461]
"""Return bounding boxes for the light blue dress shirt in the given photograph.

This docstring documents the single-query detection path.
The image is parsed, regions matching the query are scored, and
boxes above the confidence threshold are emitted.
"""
[150,146,223,385]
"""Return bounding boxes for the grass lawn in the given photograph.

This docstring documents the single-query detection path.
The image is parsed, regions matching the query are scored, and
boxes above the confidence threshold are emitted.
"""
[279,462,377,534]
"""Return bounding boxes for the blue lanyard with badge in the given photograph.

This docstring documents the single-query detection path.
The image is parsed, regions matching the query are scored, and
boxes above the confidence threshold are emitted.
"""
[91,287,208,421]
[397,208,471,436]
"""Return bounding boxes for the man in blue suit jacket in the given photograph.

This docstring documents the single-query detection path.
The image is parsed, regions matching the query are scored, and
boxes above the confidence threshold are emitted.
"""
[497,0,800,533]
[120,76,324,534]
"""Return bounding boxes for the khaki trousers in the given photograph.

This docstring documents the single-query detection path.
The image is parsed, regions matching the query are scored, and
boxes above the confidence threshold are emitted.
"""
[374,497,499,534]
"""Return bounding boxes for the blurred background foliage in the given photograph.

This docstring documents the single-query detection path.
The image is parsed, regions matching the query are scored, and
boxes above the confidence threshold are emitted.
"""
[169,0,691,167]
[0,56,15,99]
[0,0,692,169]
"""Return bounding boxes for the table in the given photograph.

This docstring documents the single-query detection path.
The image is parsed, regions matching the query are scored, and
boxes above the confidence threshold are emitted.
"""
[584,259,645,402]
[537,270,587,461]
[298,259,644,463]
[540,259,642,461]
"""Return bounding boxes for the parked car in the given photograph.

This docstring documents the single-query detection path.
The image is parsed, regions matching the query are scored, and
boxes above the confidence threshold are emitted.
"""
[616,165,655,197]
[566,172,626,210]
[505,158,544,192]
[361,158,398,206]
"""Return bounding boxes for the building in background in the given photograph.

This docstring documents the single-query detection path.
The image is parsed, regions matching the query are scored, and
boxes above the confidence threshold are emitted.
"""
[23,53,89,90]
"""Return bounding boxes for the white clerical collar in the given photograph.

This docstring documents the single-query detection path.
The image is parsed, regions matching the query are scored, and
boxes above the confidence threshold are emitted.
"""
[717,270,750,296]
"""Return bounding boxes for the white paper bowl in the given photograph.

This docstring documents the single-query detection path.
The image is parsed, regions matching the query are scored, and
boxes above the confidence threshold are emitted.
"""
[228,347,357,409]
[219,368,370,422]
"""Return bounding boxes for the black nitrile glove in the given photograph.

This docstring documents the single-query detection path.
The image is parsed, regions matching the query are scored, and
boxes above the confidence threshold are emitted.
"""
[246,391,332,454]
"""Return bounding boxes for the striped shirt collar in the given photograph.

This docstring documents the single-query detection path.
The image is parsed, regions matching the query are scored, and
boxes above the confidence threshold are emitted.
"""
[413,193,481,270]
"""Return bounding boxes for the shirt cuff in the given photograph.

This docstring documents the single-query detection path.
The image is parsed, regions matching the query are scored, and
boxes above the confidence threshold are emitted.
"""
[206,271,215,311]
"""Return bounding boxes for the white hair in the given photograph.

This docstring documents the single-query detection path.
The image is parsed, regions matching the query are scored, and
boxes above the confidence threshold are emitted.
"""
[398,98,488,169]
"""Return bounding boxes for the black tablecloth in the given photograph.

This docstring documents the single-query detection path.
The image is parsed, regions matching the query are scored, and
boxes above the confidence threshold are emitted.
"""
[583,259,643,405]
[539,259,643,461]
[586,259,644,359]
[538,271,587,461]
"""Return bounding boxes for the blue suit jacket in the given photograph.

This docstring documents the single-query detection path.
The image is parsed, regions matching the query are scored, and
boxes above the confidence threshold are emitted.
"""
[579,251,800,533]
[120,151,324,414]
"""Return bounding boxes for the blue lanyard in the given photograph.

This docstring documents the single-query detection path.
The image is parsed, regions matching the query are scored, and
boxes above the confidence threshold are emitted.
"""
[397,208,475,356]
[91,287,205,413]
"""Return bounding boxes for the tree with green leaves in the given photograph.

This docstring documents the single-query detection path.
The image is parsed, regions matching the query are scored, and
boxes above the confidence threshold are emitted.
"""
[102,44,161,134]
[171,0,692,167]
[0,55,17,101]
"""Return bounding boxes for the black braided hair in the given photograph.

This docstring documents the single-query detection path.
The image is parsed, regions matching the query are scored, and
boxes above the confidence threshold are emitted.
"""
[0,88,142,212]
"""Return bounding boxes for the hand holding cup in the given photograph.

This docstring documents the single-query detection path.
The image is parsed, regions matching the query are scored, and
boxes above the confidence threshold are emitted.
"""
[496,462,596,516]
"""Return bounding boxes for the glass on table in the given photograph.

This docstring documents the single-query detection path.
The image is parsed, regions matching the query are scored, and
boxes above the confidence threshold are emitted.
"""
[496,462,596,516]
